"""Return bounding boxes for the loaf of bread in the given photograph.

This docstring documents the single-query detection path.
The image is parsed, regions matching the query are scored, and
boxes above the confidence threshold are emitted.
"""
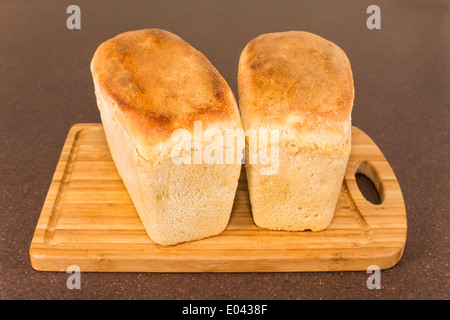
[91,29,242,245]
[238,31,354,231]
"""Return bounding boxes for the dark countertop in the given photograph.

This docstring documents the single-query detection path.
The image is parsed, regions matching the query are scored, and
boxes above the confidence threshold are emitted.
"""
[1,0,448,300]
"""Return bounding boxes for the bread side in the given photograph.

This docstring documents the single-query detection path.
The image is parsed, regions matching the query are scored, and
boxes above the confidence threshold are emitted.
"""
[246,147,348,231]
[238,31,354,231]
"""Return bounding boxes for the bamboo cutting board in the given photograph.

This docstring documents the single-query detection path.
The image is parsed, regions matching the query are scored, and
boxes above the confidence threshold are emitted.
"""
[30,124,407,272]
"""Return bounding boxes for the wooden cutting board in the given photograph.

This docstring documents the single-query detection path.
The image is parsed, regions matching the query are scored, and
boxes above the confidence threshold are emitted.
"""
[30,124,407,272]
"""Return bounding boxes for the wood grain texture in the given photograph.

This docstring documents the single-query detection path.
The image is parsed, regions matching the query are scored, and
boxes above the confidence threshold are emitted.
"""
[29,124,407,272]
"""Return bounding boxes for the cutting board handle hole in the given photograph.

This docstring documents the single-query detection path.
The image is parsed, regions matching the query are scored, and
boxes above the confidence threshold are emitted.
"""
[355,161,383,205]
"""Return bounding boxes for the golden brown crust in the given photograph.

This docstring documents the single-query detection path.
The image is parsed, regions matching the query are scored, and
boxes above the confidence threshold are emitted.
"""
[91,29,240,159]
[238,31,354,132]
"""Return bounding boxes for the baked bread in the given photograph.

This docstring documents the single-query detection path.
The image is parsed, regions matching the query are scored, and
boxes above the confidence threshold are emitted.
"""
[91,29,242,245]
[238,31,354,231]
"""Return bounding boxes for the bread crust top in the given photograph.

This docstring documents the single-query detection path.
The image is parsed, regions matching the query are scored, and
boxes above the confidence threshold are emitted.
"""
[238,31,354,157]
[91,29,241,161]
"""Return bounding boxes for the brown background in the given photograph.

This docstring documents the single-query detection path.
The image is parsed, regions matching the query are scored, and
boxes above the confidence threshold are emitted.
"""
[1,0,449,300]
